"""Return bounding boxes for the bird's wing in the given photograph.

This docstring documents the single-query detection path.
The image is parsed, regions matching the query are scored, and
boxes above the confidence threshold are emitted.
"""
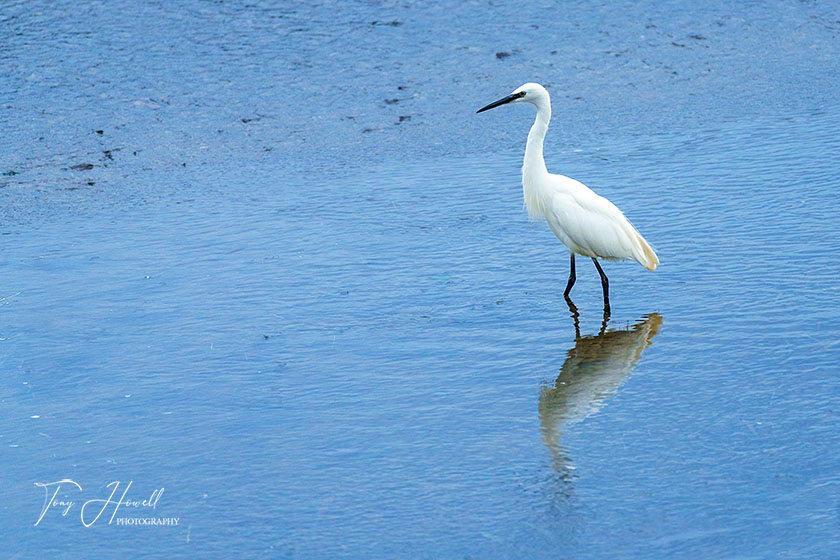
[547,189,653,265]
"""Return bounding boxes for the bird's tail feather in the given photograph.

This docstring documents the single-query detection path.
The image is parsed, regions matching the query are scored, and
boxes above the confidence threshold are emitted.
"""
[633,230,659,271]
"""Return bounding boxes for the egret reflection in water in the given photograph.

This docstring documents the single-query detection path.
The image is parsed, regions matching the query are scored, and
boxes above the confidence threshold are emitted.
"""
[539,311,663,478]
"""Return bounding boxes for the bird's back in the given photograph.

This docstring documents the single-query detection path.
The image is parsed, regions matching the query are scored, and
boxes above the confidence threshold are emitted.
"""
[536,173,659,270]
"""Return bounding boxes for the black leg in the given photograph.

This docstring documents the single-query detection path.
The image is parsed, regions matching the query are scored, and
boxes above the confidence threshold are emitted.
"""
[563,253,576,297]
[591,258,610,315]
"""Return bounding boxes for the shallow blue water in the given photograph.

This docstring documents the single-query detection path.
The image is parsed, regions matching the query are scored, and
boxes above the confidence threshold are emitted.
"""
[3,1,840,558]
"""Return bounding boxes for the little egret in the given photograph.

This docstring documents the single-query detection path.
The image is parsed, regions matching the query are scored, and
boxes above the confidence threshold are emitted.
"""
[477,83,658,313]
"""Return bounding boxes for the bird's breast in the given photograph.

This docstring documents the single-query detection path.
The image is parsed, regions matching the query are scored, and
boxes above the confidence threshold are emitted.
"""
[521,174,551,220]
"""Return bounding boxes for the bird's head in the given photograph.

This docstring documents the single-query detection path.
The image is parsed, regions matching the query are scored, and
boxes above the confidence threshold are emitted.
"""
[476,83,550,113]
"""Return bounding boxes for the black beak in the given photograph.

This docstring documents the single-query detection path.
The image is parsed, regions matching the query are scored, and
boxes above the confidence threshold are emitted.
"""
[476,92,523,113]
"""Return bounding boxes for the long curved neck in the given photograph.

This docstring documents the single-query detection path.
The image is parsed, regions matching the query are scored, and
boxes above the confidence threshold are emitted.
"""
[523,102,551,178]
[521,98,552,219]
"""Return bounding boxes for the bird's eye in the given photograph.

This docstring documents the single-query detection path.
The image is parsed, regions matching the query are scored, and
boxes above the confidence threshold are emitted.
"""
[517,91,527,98]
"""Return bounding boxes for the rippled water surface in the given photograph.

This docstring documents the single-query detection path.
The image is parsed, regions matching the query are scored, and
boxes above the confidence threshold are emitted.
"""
[3,1,840,558]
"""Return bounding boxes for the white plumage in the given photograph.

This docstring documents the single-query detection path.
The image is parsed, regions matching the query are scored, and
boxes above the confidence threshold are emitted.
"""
[477,82,658,311]
[539,175,658,270]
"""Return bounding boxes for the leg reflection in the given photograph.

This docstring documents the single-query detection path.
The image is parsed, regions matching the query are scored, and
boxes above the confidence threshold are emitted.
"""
[599,307,610,336]
[564,295,580,339]
[565,294,610,338]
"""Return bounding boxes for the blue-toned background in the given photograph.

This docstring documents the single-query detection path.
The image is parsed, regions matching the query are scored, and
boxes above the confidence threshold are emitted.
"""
[2,1,839,557]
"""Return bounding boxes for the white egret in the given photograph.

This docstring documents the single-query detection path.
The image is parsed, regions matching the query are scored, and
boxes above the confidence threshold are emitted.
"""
[477,83,658,313]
